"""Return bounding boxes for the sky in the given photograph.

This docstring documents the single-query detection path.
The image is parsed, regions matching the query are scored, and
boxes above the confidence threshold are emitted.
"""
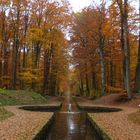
[68,0,139,12]
[68,0,93,12]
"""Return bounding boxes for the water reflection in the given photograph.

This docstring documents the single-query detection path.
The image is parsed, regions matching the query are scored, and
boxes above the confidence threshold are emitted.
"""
[47,113,97,140]
[46,98,99,140]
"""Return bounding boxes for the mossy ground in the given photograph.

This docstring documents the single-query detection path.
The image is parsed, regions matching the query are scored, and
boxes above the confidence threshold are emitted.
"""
[0,107,14,121]
[0,89,48,106]
[128,110,140,125]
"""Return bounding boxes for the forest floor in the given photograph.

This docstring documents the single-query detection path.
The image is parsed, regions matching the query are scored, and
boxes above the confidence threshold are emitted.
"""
[75,94,140,140]
[0,96,62,140]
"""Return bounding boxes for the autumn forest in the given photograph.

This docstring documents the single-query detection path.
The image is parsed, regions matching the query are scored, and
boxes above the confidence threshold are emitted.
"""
[0,0,139,99]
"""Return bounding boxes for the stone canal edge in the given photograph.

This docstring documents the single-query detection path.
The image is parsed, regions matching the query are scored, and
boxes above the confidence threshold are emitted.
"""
[0,103,62,140]
[87,114,112,140]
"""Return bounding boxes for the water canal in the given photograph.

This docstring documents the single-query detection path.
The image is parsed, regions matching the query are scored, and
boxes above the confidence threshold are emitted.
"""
[20,94,121,140]
[46,96,100,140]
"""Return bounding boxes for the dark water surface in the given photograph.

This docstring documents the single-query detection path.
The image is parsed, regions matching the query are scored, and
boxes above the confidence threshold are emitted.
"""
[46,97,99,140]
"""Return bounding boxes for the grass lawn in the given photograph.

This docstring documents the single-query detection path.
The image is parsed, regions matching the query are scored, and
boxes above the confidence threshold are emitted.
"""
[128,110,140,125]
[0,89,48,106]
[0,107,14,121]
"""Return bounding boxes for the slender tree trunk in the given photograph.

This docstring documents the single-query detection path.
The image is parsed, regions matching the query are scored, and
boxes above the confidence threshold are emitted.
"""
[120,12,127,90]
[49,47,57,96]
[80,77,84,95]
[116,0,131,98]
[99,42,106,96]
[134,0,140,92]
[20,13,29,89]
[42,45,53,95]
[11,3,20,89]
[49,74,57,96]
[134,43,140,92]
[92,71,97,90]
[117,0,126,90]
[20,46,26,89]
[1,11,9,88]
[85,63,90,96]
[85,73,90,96]
[32,42,41,90]
[123,0,131,98]
[110,61,113,87]
[80,72,84,95]
[12,38,19,89]
[42,49,50,94]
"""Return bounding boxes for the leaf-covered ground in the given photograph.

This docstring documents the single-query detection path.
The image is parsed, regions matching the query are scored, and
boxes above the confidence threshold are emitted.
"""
[0,95,62,140]
[0,106,53,140]
[76,94,140,140]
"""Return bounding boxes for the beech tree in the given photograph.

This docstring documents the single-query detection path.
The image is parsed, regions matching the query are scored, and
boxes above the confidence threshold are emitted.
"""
[0,0,71,95]
[70,0,138,98]
[0,0,138,98]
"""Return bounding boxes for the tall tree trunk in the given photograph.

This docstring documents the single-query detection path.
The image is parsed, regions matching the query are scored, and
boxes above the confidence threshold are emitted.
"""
[134,41,140,92]
[85,63,90,96]
[12,38,19,89]
[42,49,50,94]
[11,2,20,89]
[80,73,84,95]
[99,41,106,96]
[31,42,41,90]
[92,71,97,90]
[85,73,90,97]
[120,10,127,90]
[110,61,113,87]
[123,0,131,98]
[20,46,26,89]
[49,46,57,96]
[20,12,29,89]
[117,0,127,90]
[117,0,131,98]
[49,73,57,96]
[42,45,53,95]
[134,0,140,92]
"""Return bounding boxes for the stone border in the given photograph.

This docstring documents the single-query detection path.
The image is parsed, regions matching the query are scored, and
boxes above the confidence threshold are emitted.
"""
[74,98,122,140]
[19,103,62,112]
[87,114,112,140]
[74,97,122,113]
[33,113,55,140]
[18,104,62,140]
[77,103,122,113]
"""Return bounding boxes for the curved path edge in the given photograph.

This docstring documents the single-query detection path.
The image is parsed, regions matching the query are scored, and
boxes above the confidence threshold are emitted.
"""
[0,102,62,140]
[74,97,140,140]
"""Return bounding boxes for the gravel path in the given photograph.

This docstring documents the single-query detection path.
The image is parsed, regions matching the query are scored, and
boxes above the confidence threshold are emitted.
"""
[75,97,140,140]
[0,106,54,140]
